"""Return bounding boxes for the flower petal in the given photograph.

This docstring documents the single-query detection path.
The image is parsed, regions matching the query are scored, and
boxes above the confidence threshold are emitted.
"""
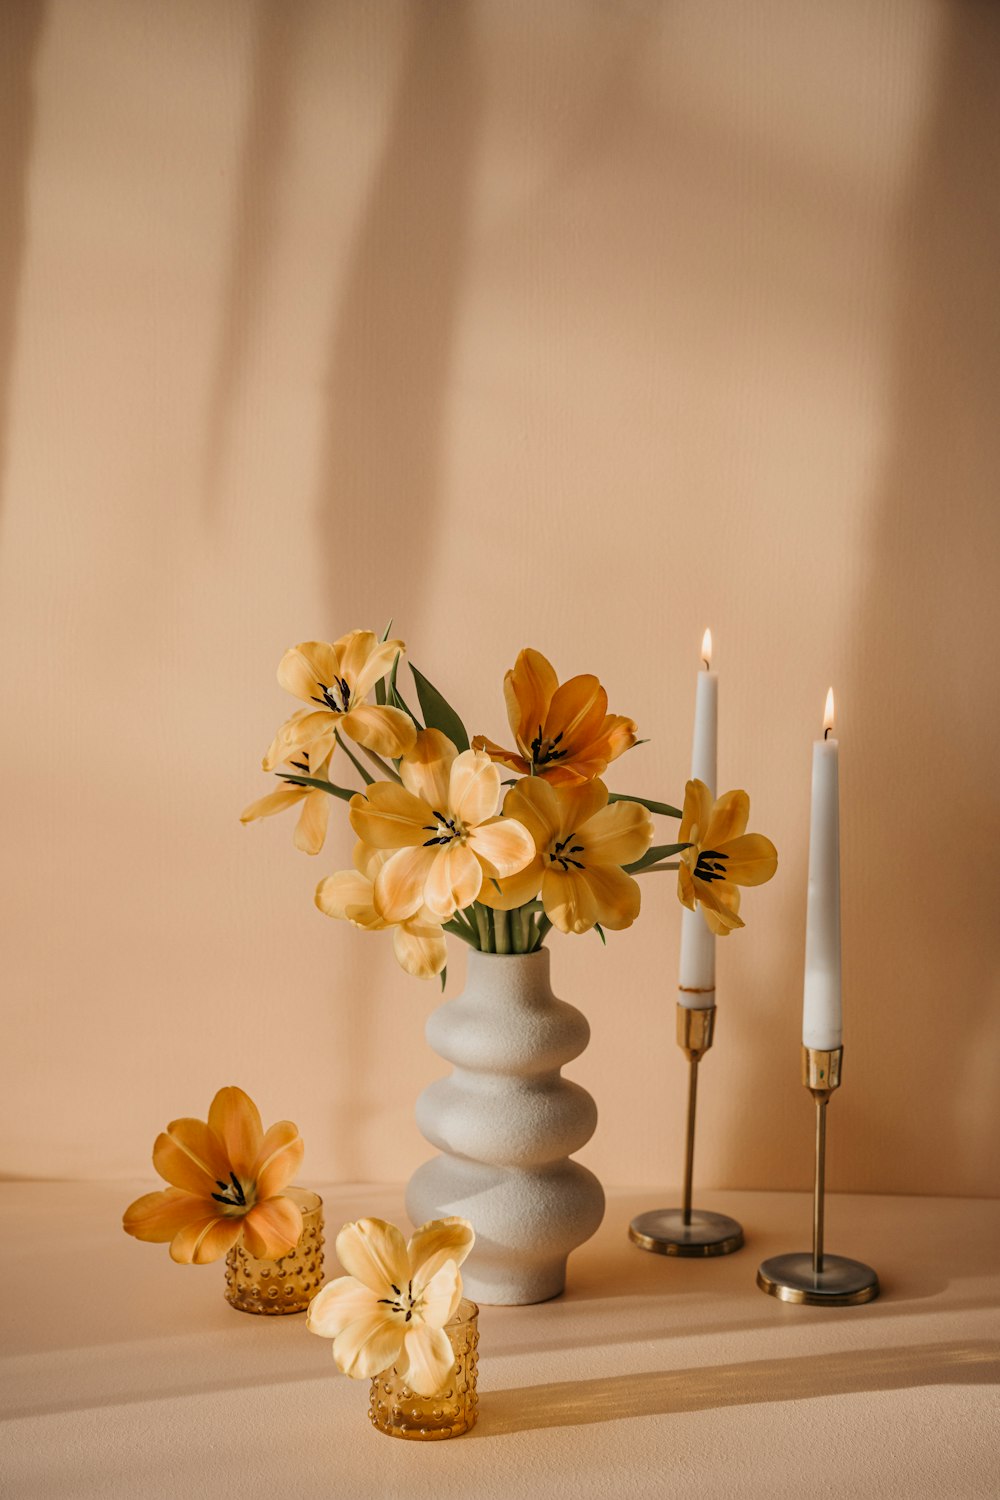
[333,630,378,692]
[169,1213,243,1265]
[448,749,501,827]
[702,884,741,936]
[392,922,448,979]
[470,735,529,776]
[679,779,714,845]
[549,778,608,835]
[544,674,608,751]
[335,1218,410,1297]
[396,1324,456,1398]
[580,863,641,930]
[694,878,745,931]
[374,844,440,922]
[152,1119,230,1195]
[467,816,536,879]
[423,843,482,919]
[277,642,342,704]
[505,648,559,748]
[264,710,337,772]
[253,1121,304,1199]
[333,1312,405,1382]
[408,1218,475,1283]
[242,1195,303,1259]
[294,789,331,855]
[315,870,383,928]
[678,861,697,911]
[705,789,750,846]
[207,1086,264,1182]
[415,1259,463,1328]
[347,635,408,702]
[340,703,417,757]
[240,784,308,824]
[502,777,561,847]
[577,799,654,867]
[123,1187,214,1243]
[541,866,599,934]
[306,1275,381,1339]
[399,728,457,809]
[348,783,430,850]
[474,856,544,910]
[716,833,778,887]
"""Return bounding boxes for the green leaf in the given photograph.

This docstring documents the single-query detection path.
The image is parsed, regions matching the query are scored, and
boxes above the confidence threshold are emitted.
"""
[409,663,470,752]
[375,676,386,706]
[608,791,683,819]
[594,923,607,945]
[440,965,447,993]
[277,774,356,802]
[380,618,394,642]
[625,842,691,874]
[389,652,422,728]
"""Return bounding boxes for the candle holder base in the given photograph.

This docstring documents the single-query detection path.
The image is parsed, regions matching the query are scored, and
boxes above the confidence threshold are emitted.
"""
[756,1251,878,1306]
[629,1207,744,1257]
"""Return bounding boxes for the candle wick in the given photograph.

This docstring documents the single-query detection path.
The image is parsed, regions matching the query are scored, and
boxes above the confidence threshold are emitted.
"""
[702,658,710,671]
[824,726,831,740]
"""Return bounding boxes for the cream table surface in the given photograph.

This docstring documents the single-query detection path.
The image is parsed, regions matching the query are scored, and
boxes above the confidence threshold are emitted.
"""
[2,1183,998,1499]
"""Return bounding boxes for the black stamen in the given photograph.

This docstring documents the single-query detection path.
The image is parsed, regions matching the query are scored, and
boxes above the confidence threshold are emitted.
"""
[405,1310,412,1321]
[391,1284,402,1296]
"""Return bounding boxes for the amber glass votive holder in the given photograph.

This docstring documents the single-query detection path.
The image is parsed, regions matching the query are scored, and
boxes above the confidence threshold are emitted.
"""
[369,1299,479,1440]
[224,1187,324,1315]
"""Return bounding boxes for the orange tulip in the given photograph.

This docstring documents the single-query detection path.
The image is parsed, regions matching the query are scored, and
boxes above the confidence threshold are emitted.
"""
[473,647,637,785]
[241,746,335,855]
[315,843,449,979]
[123,1087,304,1264]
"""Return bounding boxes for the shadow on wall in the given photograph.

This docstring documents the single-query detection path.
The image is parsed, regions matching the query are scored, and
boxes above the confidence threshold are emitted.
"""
[844,4,1000,1193]
[0,0,47,523]
[201,0,312,519]
[312,2,482,1173]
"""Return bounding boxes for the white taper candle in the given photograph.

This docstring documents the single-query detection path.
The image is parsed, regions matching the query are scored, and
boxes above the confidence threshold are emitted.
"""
[802,689,842,1049]
[679,630,717,1009]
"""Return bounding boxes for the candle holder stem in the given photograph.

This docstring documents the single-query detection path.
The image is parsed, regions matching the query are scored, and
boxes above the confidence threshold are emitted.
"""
[812,1096,827,1275]
[682,1055,700,1227]
[629,1004,743,1257]
[757,1046,879,1305]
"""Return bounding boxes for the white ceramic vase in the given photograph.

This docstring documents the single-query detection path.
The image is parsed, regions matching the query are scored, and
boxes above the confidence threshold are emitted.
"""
[405,947,605,1305]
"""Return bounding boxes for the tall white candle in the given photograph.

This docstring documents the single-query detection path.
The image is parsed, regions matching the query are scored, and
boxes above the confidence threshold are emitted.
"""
[802,689,842,1049]
[678,629,718,1009]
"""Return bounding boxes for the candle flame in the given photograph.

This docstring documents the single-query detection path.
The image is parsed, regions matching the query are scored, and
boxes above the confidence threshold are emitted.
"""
[701,628,712,669]
[823,687,835,736]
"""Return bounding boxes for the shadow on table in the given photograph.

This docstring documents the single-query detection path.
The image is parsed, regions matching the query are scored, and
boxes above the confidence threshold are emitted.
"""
[473,1340,1000,1436]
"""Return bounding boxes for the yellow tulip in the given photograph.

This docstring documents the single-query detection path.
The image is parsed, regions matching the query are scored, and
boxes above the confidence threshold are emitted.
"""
[315,843,448,979]
[677,779,778,934]
[307,1216,474,1397]
[478,777,654,935]
[348,729,535,923]
[122,1087,304,1264]
[241,746,334,854]
[263,631,416,772]
[472,647,637,785]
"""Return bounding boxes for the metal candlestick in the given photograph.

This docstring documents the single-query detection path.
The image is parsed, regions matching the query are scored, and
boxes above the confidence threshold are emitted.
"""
[629,1003,744,1257]
[757,1046,879,1305]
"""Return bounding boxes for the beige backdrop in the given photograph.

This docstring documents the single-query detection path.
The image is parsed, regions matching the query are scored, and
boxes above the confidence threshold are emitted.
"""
[2,0,998,1200]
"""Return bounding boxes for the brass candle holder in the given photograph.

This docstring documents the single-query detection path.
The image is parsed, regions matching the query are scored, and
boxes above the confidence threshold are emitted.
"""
[757,1046,879,1305]
[629,1002,744,1256]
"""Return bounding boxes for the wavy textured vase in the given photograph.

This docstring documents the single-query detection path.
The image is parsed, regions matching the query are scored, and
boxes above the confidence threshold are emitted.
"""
[405,948,604,1305]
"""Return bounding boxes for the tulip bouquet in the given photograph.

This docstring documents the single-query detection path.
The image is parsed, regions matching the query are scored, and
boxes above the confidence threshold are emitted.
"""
[242,630,777,983]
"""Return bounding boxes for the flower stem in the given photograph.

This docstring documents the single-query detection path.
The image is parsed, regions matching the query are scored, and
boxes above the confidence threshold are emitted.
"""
[532,914,553,951]
[474,904,490,951]
[486,906,496,952]
[509,906,525,953]
[494,909,510,954]
[442,918,478,948]
[334,730,375,786]
[358,744,403,785]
